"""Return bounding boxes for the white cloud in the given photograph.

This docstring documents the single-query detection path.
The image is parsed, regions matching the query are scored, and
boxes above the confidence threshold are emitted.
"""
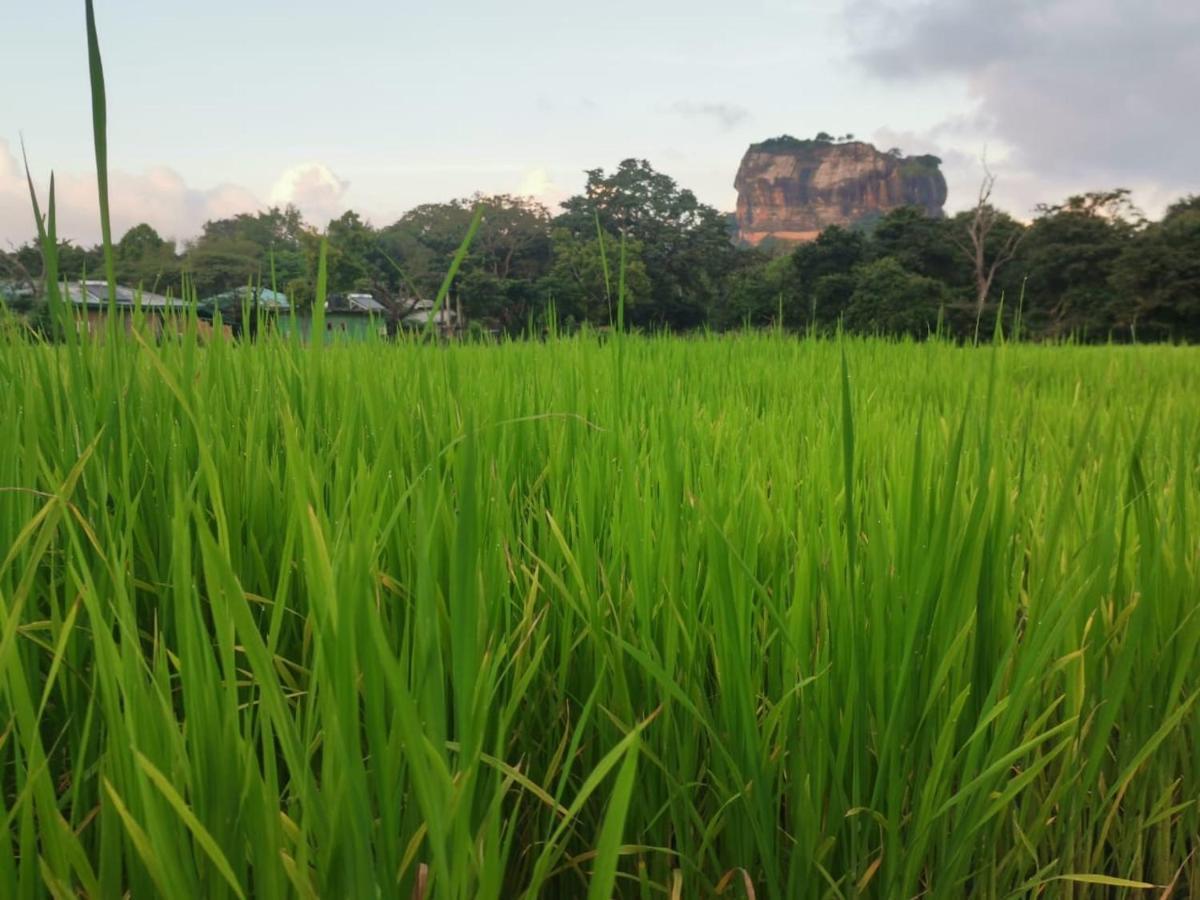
[1,137,261,247]
[1,140,364,246]
[515,167,569,210]
[270,163,349,226]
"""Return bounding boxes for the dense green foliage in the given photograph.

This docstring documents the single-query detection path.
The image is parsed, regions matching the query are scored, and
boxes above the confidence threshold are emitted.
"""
[724,190,1200,342]
[0,323,1198,898]
[750,132,867,152]
[7,181,1199,342]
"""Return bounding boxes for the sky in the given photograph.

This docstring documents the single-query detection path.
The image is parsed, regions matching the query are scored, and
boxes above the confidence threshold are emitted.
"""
[2,0,1196,246]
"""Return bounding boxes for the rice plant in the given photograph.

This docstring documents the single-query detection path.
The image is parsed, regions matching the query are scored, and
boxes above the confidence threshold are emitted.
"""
[1,3,1196,897]
[0,323,1198,898]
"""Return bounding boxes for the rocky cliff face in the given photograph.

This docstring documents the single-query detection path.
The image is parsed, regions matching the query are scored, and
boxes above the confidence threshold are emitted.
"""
[734,137,948,246]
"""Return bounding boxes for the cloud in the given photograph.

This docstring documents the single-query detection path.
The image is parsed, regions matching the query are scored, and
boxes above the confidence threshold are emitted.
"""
[871,125,994,212]
[515,167,569,210]
[1,137,261,247]
[668,101,751,130]
[849,0,1200,212]
[1,140,360,246]
[270,163,350,226]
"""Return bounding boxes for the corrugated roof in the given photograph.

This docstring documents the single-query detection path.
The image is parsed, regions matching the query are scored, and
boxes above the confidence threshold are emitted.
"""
[199,287,292,312]
[66,281,185,309]
[327,293,388,314]
[402,306,456,325]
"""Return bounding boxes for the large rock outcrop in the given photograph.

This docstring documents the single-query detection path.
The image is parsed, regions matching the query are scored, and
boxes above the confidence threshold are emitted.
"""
[734,136,948,246]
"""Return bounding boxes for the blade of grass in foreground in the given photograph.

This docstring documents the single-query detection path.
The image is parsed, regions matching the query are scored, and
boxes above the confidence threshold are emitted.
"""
[85,0,117,305]
[20,142,65,335]
[426,204,483,340]
[586,738,640,900]
[310,238,328,346]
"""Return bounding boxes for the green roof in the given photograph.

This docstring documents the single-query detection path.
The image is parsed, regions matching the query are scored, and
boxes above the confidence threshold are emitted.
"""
[199,287,292,315]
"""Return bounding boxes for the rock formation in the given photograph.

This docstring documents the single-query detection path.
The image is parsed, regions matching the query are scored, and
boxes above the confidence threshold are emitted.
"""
[734,136,948,246]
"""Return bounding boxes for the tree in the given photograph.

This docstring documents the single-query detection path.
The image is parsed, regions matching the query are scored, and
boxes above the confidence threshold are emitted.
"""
[1035,188,1144,224]
[4,239,104,297]
[0,246,40,300]
[185,206,314,299]
[11,240,103,284]
[115,223,181,294]
[843,257,949,337]
[1163,195,1200,221]
[323,211,383,293]
[389,200,479,273]
[540,227,650,327]
[117,223,169,258]
[716,251,798,329]
[383,194,553,328]
[183,237,267,299]
[1110,196,1200,341]
[57,242,104,283]
[200,205,307,249]
[456,195,553,329]
[792,226,867,326]
[952,165,1027,316]
[868,207,961,286]
[375,223,438,299]
[468,194,552,281]
[811,273,859,327]
[1021,190,1141,337]
[309,210,435,320]
[557,159,736,329]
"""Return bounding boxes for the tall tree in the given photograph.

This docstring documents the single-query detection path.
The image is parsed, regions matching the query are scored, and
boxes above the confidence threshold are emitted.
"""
[868,207,961,285]
[557,159,736,329]
[1022,189,1142,337]
[0,247,41,299]
[952,165,1027,315]
[843,257,950,338]
[115,223,180,293]
[539,227,650,327]
[185,205,313,299]
[1110,195,1200,341]
[384,194,553,327]
[792,226,867,327]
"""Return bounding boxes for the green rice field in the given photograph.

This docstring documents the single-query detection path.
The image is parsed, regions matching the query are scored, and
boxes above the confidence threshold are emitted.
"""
[0,324,1197,898]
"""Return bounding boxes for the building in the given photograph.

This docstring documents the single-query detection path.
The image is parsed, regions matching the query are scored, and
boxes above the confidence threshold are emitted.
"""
[399,298,458,334]
[46,282,458,342]
[64,281,194,336]
[0,281,36,305]
[199,287,291,338]
[270,292,391,342]
[323,292,389,339]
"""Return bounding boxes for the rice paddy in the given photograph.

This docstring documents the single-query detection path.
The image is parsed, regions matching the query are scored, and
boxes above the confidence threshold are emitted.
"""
[0,323,1197,898]
[2,4,1197,893]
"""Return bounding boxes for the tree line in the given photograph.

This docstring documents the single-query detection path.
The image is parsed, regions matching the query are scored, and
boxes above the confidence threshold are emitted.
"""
[3,158,1198,341]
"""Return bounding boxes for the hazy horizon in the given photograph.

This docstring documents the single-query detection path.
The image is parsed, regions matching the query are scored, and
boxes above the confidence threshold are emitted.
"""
[3,0,1196,246]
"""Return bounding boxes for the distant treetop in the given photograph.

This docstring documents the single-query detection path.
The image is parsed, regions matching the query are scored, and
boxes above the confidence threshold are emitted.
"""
[749,134,934,159]
[751,134,829,152]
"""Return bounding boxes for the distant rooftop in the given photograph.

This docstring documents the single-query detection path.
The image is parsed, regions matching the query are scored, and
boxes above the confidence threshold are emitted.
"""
[201,287,291,312]
[327,292,388,314]
[66,281,185,309]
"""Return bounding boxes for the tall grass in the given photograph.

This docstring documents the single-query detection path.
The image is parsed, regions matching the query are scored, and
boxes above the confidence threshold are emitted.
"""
[2,3,1195,896]
[0,327,1197,898]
